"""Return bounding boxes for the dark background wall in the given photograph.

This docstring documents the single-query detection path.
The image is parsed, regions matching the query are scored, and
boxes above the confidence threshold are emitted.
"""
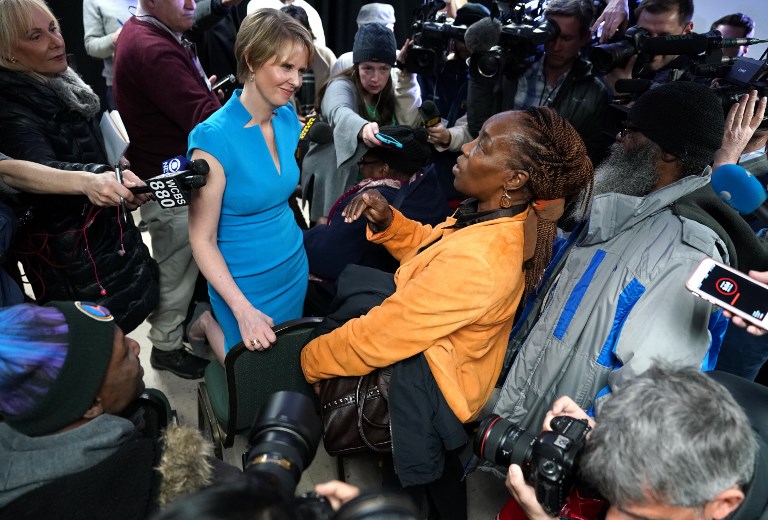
[49,0,107,104]
[313,0,418,55]
[46,0,419,109]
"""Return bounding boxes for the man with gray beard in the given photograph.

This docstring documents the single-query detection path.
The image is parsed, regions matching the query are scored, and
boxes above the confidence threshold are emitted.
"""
[492,81,764,434]
[591,140,662,196]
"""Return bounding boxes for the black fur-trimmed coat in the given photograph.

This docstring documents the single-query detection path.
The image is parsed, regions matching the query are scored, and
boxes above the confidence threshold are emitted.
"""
[0,68,157,332]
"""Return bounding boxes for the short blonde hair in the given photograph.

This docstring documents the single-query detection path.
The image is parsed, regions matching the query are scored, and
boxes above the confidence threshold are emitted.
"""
[0,0,59,73]
[234,9,314,84]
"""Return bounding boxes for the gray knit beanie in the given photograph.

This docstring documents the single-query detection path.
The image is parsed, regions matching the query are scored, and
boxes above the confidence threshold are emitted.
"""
[357,3,395,26]
[629,81,725,164]
[353,23,397,65]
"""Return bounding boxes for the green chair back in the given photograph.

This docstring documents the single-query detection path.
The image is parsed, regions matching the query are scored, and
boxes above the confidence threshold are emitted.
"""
[202,317,322,449]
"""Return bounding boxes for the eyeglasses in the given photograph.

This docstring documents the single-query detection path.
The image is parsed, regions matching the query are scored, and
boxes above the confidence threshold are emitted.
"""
[619,122,641,139]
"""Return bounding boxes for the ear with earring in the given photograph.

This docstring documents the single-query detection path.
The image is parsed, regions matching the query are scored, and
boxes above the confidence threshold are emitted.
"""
[9,56,17,64]
[500,189,513,208]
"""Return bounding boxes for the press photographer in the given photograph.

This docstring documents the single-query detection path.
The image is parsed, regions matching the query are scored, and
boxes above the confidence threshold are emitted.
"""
[593,25,767,87]
[597,0,694,90]
[406,0,473,78]
[479,366,768,520]
[465,0,611,163]
[153,391,420,520]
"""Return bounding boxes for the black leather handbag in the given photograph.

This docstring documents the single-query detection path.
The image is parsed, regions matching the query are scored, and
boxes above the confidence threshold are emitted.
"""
[319,367,392,456]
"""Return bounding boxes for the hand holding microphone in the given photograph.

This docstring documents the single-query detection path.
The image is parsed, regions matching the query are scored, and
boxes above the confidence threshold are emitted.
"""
[421,100,450,147]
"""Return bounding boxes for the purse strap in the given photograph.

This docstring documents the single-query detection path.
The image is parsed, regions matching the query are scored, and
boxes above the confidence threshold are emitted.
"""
[356,372,388,451]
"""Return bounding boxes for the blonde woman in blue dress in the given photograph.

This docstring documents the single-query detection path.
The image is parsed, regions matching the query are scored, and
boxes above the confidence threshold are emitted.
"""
[188,9,313,363]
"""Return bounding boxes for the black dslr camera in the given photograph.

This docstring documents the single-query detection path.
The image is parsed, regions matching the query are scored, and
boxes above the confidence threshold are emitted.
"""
[243,391,419,520]
[474,414,591,516]
[243,390,329,515]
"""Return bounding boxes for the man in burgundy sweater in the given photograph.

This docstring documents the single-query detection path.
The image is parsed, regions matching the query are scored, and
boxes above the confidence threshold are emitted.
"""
[113,0,221,379]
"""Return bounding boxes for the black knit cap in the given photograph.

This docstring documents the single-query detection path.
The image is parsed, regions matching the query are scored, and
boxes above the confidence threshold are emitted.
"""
[5,301,116,436]
[629,81,725,164]
[367,125,431,174]
[353,23,397,65]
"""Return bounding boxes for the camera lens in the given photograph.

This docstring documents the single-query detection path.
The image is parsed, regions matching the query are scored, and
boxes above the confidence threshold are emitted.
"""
[477,54,501,78]
[474,414,537,467]
[244,391,322,497]
[531,18,560,45]
[590,41,636,74]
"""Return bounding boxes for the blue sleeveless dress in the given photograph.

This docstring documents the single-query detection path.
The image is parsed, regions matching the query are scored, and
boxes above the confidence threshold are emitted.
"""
[188,91,308,353]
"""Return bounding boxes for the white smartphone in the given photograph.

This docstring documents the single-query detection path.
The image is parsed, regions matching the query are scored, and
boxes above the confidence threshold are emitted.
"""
[686,258,768,331]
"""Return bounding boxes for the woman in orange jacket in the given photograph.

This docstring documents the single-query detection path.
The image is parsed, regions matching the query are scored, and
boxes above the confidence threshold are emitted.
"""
[301,107,594,519]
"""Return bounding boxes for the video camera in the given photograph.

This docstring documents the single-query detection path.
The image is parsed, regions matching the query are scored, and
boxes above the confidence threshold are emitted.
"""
[469,18,559,81]
[405,1,467,76]
[406,0,558,80]
[241,391,419,519]
[466,0,559,81]
[474,413,591,516]
[594,28,768,132]
[590,27,767,76]
[713,56,768,130]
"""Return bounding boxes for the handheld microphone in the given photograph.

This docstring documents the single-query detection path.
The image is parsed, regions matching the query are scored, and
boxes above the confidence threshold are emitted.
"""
[419,100,441,128]
[129,157,210,208]
[711,164,768,224]
[642,30,768,56]
[162,155,210,176]
[464,17,501,53]
[129,172,207,193]
[295,117,333,164]
[180,175,207,190]
[308,121,333,145]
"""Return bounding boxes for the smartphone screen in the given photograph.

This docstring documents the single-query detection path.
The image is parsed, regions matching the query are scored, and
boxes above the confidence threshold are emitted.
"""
[695,263,768,322]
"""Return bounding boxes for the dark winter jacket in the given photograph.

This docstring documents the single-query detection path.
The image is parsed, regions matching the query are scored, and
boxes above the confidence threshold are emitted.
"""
[467,57,611,162]
[0,420,217,520]
[0,68,158,333]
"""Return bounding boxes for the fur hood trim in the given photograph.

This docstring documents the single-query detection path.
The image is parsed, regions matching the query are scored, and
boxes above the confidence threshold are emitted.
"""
[155,424,214,507]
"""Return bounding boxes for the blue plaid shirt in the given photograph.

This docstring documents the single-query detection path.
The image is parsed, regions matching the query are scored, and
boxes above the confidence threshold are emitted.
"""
[512,57,568,110]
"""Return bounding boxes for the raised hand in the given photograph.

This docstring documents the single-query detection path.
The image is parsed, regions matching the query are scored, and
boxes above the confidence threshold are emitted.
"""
[713,90,768,170]
[592,0,629,44]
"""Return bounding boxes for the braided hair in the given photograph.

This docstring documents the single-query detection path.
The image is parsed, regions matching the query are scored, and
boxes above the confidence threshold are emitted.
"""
[510,107,594,295]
